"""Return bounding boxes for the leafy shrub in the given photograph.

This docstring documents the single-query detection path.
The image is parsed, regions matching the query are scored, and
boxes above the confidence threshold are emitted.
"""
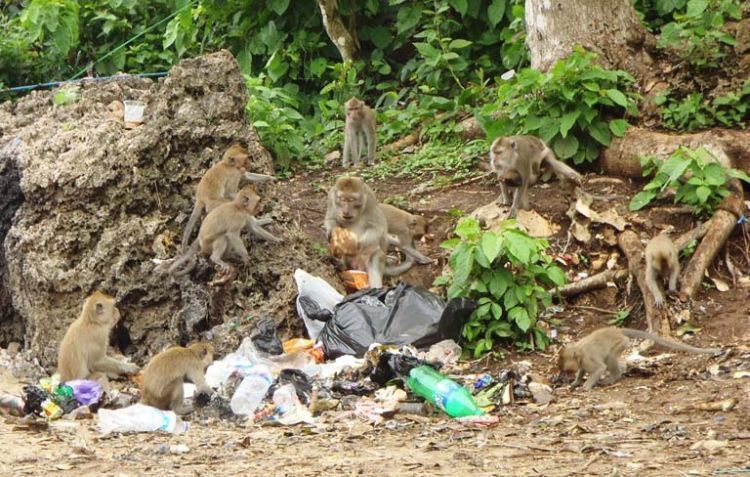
[434,217,566,356]
[657,0,742,69]
[629,147,750,216]
[657,81,750,131]
[478,48,639,165]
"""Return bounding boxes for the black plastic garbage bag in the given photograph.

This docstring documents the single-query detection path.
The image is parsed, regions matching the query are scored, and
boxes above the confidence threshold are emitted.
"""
[318,283,475,358]
[250,317,283,355]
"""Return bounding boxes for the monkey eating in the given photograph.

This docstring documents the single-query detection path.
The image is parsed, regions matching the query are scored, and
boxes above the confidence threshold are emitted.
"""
[57,291,139,382]
[342,97,377,168]
[557,327,721,391]
[489,135,582,218]
[169,185,281,282]
[139,342,214,414]
[181,144,276,251]
[380,203,432,274]
[645,233,680,308]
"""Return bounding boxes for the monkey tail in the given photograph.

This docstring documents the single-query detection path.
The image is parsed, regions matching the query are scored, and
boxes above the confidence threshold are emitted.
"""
[168,241,200,277]
[181,203,203,252]
[542,148,582,185]
[621,328,721,355]
[384,257,414,277]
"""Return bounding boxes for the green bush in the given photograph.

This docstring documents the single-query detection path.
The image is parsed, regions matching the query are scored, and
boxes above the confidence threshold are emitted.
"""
[434,217,566,356]
[657,0,742,69]
[630,147,750,216]
[478,48,639,165]
[658,81,750,131]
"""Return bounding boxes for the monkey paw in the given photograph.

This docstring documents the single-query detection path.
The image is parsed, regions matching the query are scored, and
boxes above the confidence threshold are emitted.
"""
[124,363,139,374]
[416,256,433,265]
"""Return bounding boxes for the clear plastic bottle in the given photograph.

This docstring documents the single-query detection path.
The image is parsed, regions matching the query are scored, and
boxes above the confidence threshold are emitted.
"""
[406,365,484,418]
[272,384,299,414]
[97,404,188,434]
[229,365,273,416]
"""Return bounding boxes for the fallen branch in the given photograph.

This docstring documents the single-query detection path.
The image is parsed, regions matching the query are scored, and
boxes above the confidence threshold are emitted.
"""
[680,180,744,299]
[618,230,670,335]
[551,270,628,298]
[383,132,419,154]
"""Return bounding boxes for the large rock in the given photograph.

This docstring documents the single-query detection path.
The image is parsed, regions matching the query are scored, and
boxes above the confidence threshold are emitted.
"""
[0,50,336,368]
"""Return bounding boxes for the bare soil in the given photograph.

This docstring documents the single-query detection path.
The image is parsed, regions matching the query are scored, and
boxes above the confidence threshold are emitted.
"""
[3,168,750,477]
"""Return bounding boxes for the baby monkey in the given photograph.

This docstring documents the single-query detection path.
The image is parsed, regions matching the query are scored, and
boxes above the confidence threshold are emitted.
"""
[490,135,582,217]
[558,327,720,391]
[645,233,679,308]
[342,97,377,168]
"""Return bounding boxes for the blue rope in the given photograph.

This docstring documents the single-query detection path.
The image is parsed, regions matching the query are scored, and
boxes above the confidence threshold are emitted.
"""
[0,72,169,94]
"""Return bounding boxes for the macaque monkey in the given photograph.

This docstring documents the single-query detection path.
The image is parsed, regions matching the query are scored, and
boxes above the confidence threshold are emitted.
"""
[379,203,432,274]
[324,176,393,287]
[57,291,139,382]
[490,135,582,217]
[170,186,280,279]
[645,233,680,308]
[140,342,214,414]
[181,144,276,251]
[342,97,377,168]
[558,327,720,391]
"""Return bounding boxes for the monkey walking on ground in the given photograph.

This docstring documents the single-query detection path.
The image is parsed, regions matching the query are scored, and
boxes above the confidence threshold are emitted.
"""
[645,233,680,308]
[139,343,214,414]
[57,291,139,382]
[181,144,276,251]
[169,186,282,282]
[558,327,721,391]
[489,135,582,218]
[342,97,377,168]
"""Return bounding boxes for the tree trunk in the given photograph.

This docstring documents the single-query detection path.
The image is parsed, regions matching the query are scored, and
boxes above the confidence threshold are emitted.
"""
[601,127,750,178]
[317,0,359,61]
[525,0,658,87]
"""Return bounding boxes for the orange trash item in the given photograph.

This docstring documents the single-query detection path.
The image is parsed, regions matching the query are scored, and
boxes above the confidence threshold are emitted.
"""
[283,338,314,354]
[340,269,369,292]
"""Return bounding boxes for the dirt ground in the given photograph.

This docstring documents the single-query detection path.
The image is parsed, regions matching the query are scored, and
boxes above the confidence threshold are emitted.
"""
[2,168,750,477]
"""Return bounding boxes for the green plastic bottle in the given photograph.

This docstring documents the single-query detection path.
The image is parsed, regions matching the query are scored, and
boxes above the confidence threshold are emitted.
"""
[406,365,484,418]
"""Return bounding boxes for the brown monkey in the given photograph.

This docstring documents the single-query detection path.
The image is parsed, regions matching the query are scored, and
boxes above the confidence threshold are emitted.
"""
[490,135,582,217]
[181,144,276,251]
[140,343,214,414]
[379,203,432,274]
[645,233,679,308]
[342,97,377,168]
[57,291,139,382]
[324,176,394,287]
[558,327,720,391]
[170,186,280,279]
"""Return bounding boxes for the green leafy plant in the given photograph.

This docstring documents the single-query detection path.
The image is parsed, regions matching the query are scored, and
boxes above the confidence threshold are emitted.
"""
[657,81,750,131]
[608,309,631,326]
[53,86,80,106]
[478,47,639,165]
[629,147,750,216]
[434,217,566,356]
[657,0,742,69]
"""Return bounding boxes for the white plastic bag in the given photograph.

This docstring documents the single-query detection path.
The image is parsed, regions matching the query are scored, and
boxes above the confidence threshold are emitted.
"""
[294,269,343,339]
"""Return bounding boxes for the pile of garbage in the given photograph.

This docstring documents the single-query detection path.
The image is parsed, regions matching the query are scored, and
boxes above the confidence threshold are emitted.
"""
[1,270,554,434]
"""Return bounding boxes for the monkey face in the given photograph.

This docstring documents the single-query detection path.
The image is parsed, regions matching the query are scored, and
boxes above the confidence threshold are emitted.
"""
[346,99,364,121]
[410,216,428,239]
[336,192,363,223]
[557,347,580,373]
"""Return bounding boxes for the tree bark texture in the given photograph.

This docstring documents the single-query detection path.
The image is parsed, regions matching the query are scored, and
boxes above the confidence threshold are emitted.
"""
[617,230,671,335]
[525,0,657,86]
[317,0,359,61]
[601,127,750,178]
